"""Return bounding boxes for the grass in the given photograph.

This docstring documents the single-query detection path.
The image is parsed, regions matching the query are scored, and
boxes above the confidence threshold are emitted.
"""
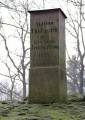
[0,99,85,120]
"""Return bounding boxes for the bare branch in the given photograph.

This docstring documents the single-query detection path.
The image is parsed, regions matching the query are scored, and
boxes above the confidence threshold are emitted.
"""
[0,33,23,75]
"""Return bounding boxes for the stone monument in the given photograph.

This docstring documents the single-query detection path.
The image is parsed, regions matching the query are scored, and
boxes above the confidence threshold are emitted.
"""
[29,8,67,103]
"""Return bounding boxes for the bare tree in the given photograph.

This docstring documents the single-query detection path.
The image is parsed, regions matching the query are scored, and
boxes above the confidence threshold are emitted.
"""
[0,0,30,99]
[0,60,22,101]
[0,80,22,101]
[65,0,85,95]
[67,55,80,93]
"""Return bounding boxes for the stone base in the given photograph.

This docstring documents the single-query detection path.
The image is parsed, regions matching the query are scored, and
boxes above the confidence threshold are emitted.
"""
[29,66,67,103]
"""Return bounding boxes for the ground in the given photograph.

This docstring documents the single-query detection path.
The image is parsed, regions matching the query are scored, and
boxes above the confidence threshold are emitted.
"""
[0,99,85,120]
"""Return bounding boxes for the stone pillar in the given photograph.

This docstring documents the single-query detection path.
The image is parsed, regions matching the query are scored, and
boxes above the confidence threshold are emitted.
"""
[29,8,67,103]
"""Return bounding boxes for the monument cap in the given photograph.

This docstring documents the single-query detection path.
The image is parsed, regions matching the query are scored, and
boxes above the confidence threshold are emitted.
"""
[28,8,67,18]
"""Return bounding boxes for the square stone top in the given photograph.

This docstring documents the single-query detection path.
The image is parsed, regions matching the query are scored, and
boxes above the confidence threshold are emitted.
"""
[28,8,67,18]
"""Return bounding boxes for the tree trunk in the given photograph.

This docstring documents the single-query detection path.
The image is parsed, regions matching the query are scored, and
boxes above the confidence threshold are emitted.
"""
[79,59,84,95]
[10,90,13,102]
[22,70,26,99]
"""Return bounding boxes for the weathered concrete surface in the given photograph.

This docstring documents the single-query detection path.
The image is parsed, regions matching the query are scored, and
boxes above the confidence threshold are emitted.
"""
[29,8,67,103]
[29,66,66,103]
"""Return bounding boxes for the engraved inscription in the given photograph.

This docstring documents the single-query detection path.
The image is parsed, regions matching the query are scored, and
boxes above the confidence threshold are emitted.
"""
[31,19,59,66]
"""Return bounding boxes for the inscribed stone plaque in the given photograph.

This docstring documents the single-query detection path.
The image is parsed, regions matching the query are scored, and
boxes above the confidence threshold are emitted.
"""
[29,8,67,103]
